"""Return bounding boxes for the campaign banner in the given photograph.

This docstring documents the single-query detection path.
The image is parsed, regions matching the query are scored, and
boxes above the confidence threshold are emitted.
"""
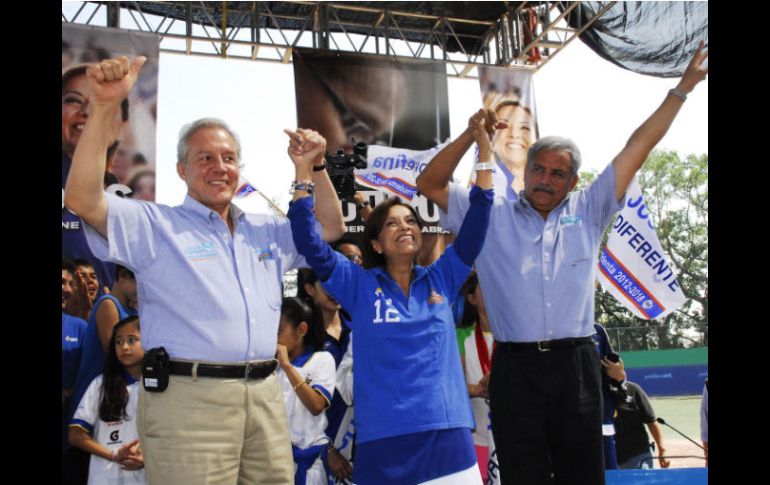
[474,66,539,199]
[342,186,450,237]
[293,48,449,154]
[292,48,450,240]
[357,144,447,202]
[597,179,686,319]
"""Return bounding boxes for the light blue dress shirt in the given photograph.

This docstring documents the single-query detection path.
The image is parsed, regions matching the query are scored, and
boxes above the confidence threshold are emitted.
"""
[83,193,305,362]
[441,162,624,342]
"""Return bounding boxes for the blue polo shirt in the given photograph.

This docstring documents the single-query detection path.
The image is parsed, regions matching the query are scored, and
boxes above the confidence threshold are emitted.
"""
[62,312,87,390]
[62,311,87,453]
[83,192,306,362]
[323,249,475,444]
[442,162,624,342]
[288,186,493,445]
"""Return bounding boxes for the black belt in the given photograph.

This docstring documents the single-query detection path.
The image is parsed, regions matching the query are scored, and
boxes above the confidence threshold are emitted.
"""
[168,359,277,380]
[495,336,594,353]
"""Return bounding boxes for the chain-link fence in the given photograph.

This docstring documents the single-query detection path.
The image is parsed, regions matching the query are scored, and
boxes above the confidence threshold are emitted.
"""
[604,326,707,352]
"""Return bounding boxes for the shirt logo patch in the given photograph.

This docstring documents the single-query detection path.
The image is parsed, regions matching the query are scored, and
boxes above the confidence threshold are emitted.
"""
[255,247,274,262]
[184,241,217,261]
[64,336,79,343]
[560,215,584,227]
[428,290,444,305]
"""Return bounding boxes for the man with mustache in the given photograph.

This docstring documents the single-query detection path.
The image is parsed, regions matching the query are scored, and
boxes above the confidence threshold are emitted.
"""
[417,44,708,484]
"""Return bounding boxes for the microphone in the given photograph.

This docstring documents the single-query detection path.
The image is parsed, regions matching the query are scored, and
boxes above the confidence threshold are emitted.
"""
[656,417,705,451]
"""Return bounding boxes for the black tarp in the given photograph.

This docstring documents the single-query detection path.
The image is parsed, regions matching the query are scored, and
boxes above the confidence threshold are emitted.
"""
[566,1,708,77]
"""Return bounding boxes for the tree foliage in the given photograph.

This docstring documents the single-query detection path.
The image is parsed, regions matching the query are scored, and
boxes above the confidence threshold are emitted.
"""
[578,150,708,350]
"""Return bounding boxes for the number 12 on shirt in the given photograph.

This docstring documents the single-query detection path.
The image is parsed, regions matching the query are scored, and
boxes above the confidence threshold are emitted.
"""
[373,299,401,324]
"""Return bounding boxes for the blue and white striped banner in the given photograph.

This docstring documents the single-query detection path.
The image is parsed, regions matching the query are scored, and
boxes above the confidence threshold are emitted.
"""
[356,172,418,201]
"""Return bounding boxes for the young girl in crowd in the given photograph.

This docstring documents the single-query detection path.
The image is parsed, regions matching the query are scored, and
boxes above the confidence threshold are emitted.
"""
[67,265,137,429]
[277,297,337,485]
[69,316,146,485]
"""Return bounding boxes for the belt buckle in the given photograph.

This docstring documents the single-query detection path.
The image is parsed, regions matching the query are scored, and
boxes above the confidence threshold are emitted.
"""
[537,340,552,352]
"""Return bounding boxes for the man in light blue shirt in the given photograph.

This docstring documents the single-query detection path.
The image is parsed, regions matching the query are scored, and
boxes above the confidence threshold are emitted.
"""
[417,44,708,484]
[64,55,346,485]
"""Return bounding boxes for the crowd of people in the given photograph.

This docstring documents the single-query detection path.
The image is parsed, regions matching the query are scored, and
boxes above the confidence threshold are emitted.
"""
[62,44,707,485]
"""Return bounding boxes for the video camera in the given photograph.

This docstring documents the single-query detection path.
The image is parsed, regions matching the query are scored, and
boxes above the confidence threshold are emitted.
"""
[325,141,368,201]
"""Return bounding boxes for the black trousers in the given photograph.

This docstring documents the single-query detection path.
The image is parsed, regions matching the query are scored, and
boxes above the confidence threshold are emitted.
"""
[489,341,604,485]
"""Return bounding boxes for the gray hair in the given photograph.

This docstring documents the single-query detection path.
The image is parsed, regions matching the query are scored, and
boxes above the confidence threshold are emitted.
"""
[176,117,242,164]
[527,136,582,176]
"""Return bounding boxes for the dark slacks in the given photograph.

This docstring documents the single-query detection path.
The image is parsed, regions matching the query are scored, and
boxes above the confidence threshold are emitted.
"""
[489,341,605,485]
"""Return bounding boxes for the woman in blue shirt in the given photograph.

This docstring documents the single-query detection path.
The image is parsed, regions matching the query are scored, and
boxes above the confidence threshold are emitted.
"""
[285,113,500,484]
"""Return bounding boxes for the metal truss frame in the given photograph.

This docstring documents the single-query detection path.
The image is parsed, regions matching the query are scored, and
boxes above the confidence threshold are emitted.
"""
[62,1,615,78]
